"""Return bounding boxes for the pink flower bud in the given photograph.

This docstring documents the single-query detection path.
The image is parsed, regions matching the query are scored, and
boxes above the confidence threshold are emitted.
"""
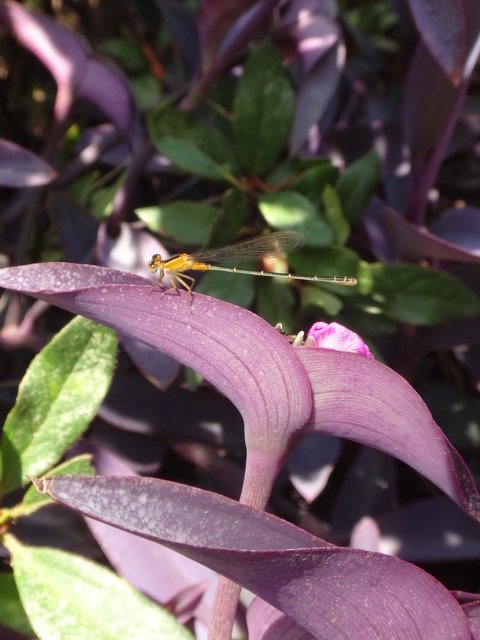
[306,322,374,359]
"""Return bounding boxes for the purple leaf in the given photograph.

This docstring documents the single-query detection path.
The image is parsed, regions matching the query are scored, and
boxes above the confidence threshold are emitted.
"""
[121,336,180,391]
[349,517,381,553]
[402,0,480,225]
[157,0,199,73]
[331,448,396,532]
[464,601,480,638]
[185,0,280,107]
[247,598,314,639]
[86,446,216,625]
[430,208,480,255]
[0,263,312,459]
[0,1,133,134]
[286,434,340,503]
[0,139,56,187]
[406,0,466,83]
[364,198,480,263]
[1,262,478,521]
[39,475,472,639]
[296,347,480,520]
[403,42,458,180]
[283,2,339,72]
[285,5,344,153]
[47,193,98,263]
[76,57,135,137]
[196,0,265,71]
[95,223,165,277]
[352,497,480,563]
[98,370,244,449]
[70,125,167,174]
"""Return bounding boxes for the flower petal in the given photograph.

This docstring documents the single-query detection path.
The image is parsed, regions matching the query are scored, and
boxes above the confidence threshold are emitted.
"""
[307,322,374,359]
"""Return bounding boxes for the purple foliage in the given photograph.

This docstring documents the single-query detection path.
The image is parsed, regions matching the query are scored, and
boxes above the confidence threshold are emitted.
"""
[0,139,56,187]
[0,0,135,134]
[1,0,480,638]
[37,474,473,639]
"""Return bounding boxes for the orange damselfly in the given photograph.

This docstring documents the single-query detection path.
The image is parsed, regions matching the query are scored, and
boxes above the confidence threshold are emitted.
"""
[148,230,357,295]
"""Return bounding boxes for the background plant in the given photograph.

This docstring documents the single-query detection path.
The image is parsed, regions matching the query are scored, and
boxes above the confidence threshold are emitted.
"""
[0,1,480,639]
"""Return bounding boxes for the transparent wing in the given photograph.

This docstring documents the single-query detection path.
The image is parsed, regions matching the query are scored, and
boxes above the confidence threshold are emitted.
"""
[190,230,305,265]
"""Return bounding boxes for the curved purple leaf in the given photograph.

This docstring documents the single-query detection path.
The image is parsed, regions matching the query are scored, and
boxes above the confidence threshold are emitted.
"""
[98,370,244,449]
[76,57,135,138]
[283,3,339,71]
[86,446,216,626]
[465,601,480,638]
[95,223,165,277]
[332,448,396,532]
[47,193,98,263]
[247,598,314,639]
[0,1,133,134]
[296,347,480,521]
[0,262,312,456]
[364,198,480,263]
[197,0,264,71]
[40,475,472,640]
[121,336,180,391]
[185,0,280,107]
[0,0,87,121]
[407,0,466,83]
[0,139,56,187]
[402,5,480,224]
[283,2,343,153]
[157,0,199,73]
[289,41,344,154]
[286,433,340,503]
[67,124,167,175]
[95,219,180,387]
[430,208,480,255]
[463,0,480,78]
[403,42,458,179]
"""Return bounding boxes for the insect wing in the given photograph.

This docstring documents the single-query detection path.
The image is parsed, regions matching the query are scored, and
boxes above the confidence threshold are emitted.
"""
[190,230,305,265]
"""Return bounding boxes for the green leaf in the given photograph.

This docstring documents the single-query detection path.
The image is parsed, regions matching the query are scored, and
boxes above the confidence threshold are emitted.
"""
[258,191,334,247]
[370,264,480,325]
[207,189,248,247]
[68,170,100,206]
[19,454,94,518]
[148,105,238,180]
[256,279,295,333]
[130,74,163,110]
[5,536,192,640]
[300,285,344,316]
[135,201,221,245]
[183,366,204,391]
[234,40,294,175]
[0,317,117,495]
[288,246,360,296]
[336,150,380,224]
[321,184,350,245]
[90,172,126,220]
[0,572,34,636]
[288,162,339,203]
[99,38,146,72]
[196,270,256,307]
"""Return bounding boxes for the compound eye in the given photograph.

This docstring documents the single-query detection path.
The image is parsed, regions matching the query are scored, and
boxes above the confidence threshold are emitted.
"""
[148,254,161,273]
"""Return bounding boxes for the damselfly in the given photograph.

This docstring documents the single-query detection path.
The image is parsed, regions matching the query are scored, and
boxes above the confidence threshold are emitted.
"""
[148,230,357,294]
